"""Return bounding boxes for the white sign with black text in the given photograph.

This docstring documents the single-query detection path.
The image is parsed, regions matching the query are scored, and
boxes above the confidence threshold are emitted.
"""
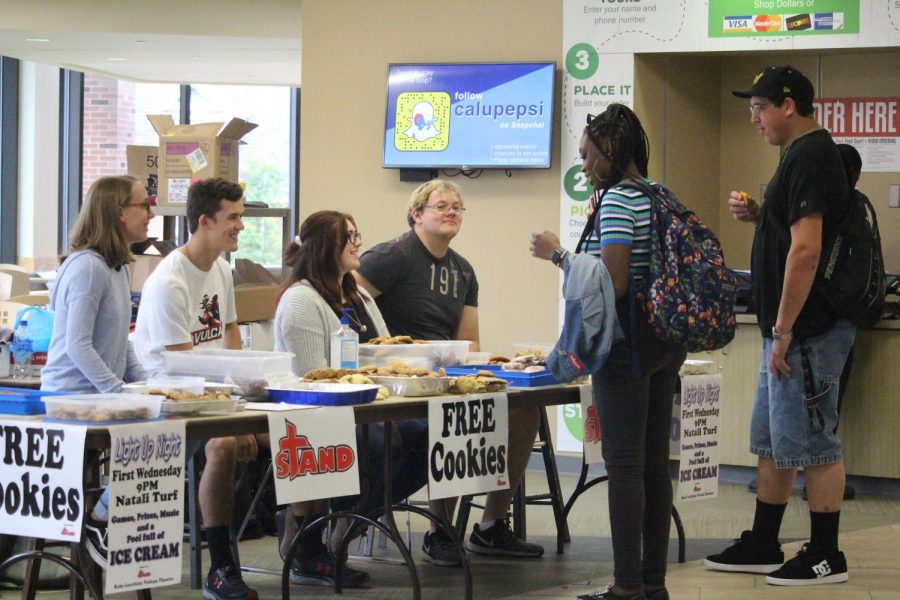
[267,407,360,504]
[0,421,86,541]
[106,420,185,594]
[677,374,722,502]
[428,393,509,501]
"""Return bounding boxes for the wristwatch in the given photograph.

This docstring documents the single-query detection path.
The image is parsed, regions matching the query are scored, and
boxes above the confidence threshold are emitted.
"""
[550,248,569,267]
[772,327,793,342]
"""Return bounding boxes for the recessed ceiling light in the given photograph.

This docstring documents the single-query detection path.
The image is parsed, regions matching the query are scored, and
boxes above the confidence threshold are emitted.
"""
[25,37,51,43]
[107,57,127,62]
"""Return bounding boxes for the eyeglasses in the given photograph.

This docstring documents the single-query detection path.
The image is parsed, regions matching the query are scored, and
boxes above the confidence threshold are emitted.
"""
[749,102,771,115]
[123,201,152,211]
[345,231,362,244]
[424,203,466,214]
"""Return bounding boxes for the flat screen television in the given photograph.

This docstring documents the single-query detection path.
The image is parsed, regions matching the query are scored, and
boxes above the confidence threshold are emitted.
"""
[382,62,555,170]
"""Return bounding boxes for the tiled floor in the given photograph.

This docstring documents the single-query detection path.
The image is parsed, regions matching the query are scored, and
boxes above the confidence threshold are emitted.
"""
[10,471,900,599]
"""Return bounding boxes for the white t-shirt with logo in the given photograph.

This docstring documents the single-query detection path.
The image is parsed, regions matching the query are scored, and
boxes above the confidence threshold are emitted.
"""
[134,250,237,376]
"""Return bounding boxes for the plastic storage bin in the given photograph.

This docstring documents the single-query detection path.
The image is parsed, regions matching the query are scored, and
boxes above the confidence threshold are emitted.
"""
[0,388,73,415]
[146,375,205,395]
[44,393,163,422]
[267,383,380,406]
[164,348,293,382]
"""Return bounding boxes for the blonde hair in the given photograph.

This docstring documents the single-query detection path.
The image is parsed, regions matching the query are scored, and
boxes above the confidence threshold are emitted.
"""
[406,179,462,227]
[69,175,139,268]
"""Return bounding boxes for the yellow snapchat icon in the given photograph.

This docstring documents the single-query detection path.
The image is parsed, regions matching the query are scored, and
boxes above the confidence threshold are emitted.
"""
[394,92,450,151]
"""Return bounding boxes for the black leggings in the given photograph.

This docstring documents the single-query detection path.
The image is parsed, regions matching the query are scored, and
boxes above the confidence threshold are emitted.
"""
[593,337,684,590]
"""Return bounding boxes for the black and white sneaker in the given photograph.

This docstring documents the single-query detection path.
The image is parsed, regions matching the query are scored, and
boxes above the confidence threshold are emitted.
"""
[203,565,259,599]
[576,584,646,599]
[85,516,109,569]
[765,543,848,586]
[465,518,544,557]
[703,530,784,574]
[289,543,369,587]
[422,529,463,567]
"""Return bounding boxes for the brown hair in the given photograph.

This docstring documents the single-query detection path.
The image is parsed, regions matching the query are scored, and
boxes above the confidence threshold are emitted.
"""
[69,175,138,268]
[187,178,244,233]
[280,210,367,317]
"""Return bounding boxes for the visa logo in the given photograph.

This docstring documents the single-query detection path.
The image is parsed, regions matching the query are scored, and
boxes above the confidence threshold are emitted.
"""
[723,16,752,32]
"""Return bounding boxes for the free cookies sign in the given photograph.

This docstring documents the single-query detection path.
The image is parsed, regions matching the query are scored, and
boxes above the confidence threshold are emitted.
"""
[0,422,86,541]
[267,407,360,504]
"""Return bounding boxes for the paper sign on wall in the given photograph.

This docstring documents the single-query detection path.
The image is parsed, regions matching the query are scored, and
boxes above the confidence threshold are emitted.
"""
[267,407,360,504]
[677,374,722,502]
[0,421,86,541]
[428,393,509,500]
[106,420,186,594]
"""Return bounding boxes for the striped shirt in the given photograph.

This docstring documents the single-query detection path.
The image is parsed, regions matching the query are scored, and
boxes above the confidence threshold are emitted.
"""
[598,181,652,281]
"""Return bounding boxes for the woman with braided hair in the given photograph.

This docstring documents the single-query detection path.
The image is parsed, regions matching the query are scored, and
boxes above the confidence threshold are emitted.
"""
[531,104,685,600]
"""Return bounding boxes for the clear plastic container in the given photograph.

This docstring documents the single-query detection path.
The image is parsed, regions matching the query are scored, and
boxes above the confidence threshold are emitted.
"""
[511,342,554,362]
[146,375,205,395]
[465,351,492,365]
[163,348,293,383]
[359,340,470,368]
[44,393,163,422]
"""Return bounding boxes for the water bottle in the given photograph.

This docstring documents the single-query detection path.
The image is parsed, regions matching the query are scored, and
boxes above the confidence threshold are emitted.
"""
[330,308,359,369]
[11,318,33,379]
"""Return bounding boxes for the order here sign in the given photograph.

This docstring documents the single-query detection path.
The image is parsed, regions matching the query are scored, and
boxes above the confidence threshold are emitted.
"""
[814,97,899,136]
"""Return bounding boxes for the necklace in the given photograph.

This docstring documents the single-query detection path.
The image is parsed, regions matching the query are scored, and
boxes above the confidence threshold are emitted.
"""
[343,306,367,332]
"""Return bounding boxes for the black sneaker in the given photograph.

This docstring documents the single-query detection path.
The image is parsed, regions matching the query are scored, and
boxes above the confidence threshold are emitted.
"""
[644,588,668,600]
[576,584,646,599]
[203,565,259,600]
[765,543,848,586]
[85,516,108,569]
[289,543,369,587]
[422,529,463,567]
[466,518,544,557]
[703,530,783,574]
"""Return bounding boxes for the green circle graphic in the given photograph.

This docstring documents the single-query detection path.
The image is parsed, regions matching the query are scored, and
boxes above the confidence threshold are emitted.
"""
[566,43,598,80]
[562,403,584,442]
[564,164,593,202]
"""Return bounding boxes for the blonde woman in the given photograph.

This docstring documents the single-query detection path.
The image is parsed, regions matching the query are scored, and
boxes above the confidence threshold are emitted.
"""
[42,175,153,568]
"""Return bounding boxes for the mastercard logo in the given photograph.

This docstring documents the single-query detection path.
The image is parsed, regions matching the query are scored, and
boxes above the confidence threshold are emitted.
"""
[754,14,784,32]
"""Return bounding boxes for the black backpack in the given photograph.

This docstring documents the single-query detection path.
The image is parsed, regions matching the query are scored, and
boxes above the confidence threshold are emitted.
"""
[817,189,885,328]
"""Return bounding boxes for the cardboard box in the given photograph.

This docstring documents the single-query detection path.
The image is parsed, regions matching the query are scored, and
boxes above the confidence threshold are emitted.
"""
[234,285,279,323]
[147,115,257,206]
[128,240,175,293]
[126,145,159,205]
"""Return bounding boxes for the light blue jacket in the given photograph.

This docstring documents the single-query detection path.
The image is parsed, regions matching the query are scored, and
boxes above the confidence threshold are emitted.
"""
[548,253,623,383]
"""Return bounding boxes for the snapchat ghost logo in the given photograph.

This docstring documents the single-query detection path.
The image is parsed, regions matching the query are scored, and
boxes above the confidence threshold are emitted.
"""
[405,102,440,141]
[394,92,450,151]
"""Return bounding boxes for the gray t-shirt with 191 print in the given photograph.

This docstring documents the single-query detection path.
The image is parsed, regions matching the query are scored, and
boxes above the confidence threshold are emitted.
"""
[358,230,478,340]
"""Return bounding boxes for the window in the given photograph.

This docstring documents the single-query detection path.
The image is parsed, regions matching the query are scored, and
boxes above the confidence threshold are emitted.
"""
[78,76,294,267]
[0,56,19,264]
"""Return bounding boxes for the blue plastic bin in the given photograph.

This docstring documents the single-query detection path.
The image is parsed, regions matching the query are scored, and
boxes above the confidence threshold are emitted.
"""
[0,387,74,415]
[267,384,380,406]
[444,366,560,388]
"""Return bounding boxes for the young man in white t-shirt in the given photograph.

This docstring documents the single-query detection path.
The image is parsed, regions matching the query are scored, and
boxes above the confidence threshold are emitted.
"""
[135,178,259,600]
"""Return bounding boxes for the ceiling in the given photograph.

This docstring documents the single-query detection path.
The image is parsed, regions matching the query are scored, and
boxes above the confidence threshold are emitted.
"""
[0,1,302,86]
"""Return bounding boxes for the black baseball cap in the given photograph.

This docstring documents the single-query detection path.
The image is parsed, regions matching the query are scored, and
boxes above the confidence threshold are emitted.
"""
[732,65,814,104]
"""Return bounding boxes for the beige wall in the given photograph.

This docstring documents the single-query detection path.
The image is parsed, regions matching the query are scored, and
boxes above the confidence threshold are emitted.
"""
[300,2,899,352]
[300,0,564,354]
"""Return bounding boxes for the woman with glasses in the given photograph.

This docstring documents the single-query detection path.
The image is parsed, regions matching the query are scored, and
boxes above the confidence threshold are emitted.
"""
[273,210,428,588]
[41,175,153,567]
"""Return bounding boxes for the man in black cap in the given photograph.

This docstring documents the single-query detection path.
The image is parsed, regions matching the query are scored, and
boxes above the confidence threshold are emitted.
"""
[703,65,856,587]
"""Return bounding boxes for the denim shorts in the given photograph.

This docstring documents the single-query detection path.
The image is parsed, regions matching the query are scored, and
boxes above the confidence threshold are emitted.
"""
[749,319,856,469]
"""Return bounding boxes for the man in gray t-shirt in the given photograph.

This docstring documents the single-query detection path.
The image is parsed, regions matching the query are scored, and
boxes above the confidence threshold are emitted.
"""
[356,180,543,565]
